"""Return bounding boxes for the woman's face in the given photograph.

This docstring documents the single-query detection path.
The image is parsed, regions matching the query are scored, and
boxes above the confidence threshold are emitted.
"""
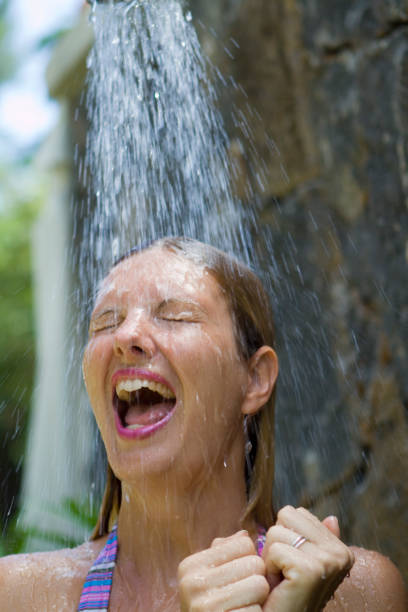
[82,247,250,486]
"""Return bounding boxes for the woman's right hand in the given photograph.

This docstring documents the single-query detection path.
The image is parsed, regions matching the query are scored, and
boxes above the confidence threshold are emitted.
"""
[178,530,270,612]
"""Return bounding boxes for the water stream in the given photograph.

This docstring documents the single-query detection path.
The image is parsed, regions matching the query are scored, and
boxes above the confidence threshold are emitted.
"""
[79,0,262,302]
[72,0,354,512]
[12,0,354,545]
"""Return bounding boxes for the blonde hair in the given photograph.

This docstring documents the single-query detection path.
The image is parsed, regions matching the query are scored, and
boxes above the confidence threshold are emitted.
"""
[91,237,276,538]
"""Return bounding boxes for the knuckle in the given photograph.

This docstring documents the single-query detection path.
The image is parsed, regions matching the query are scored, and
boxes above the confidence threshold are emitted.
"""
[190,600,207,612]
[244,554,266,575]
[268,541,283,556]
[277,505,293,521]
[251,574,270,600]
[242,536,257,555]
[179,573,207,596]
[345,547,355,570]
[311,557,324,574]
[251,554,266,574]
[331,545,355,573]
[178,553,201,576]
[265,525,279,546]
[177,558,190,577]
[300,556,324,581]
[211,536,225,547]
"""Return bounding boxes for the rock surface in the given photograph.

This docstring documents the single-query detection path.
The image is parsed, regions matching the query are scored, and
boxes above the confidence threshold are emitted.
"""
[192,0,408,579]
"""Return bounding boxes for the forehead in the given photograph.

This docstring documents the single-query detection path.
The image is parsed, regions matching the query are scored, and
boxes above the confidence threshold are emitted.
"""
[94,248,224,308]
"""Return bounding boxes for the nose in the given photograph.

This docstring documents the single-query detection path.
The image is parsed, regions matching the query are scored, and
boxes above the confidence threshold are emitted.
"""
[113,309,156,361]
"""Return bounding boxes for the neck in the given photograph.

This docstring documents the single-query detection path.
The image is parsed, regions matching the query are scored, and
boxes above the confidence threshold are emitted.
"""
[115,455,256,588]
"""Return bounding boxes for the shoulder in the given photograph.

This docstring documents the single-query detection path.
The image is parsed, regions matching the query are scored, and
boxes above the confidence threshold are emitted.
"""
[325,546,407,611]
[0,538,106,612]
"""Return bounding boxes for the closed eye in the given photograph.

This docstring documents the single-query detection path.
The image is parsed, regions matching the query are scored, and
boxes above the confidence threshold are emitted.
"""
[89,310,122,335]
[158,311,198,323]
[156,299,205,324]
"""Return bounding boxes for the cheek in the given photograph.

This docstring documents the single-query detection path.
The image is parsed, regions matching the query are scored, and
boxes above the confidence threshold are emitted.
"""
[82,339,108,399]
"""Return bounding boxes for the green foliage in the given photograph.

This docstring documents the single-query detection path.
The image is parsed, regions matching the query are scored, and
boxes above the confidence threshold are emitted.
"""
[0,185,38,547]
[1,497,99,556]
[0,0,15,83]
[36,28,70,52]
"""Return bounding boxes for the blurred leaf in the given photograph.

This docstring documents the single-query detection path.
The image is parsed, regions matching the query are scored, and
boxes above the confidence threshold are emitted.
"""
[0,0,15,82]
[0,189,38,543]
[36,28,70,52]
[0,497,99,555]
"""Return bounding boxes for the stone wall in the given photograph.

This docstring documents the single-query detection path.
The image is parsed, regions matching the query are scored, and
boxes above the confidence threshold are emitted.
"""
[191,0,408,579]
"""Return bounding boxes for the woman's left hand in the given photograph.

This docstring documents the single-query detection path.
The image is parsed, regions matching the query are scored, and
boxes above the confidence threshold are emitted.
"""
[262,506,355,612]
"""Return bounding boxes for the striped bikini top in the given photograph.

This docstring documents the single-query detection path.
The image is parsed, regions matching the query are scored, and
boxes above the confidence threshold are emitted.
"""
[77,524,267,612]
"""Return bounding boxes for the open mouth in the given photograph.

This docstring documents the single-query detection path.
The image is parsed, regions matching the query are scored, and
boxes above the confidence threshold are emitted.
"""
[113,379,177,432]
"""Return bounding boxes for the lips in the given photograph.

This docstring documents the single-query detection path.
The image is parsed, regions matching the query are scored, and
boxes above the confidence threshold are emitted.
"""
[112,369,177,440]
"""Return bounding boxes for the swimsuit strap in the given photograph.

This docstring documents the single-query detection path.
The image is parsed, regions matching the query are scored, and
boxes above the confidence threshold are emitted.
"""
[256,525,267,557]
[78,523,266,611]
[77,524,118,612]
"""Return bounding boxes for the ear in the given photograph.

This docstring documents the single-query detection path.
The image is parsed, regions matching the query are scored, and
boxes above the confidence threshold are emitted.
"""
[241,346,278,416]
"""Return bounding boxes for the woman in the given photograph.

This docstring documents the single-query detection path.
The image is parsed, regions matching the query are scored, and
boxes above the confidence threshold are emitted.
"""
[0,237,406,611]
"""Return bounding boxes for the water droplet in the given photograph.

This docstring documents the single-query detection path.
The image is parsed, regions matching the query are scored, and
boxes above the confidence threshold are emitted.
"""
[154,92,160,100]
[185,11,192,22]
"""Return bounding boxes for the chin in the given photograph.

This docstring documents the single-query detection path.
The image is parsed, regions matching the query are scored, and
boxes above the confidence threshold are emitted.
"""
[108,442,181,484]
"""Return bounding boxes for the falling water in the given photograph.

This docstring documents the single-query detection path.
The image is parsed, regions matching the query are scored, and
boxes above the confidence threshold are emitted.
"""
[75,0,353,511]
[14,0,404,573]
[79,0,262,302]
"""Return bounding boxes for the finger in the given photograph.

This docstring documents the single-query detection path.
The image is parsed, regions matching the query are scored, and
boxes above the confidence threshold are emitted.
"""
[207,575,269,610]
[212,530,249,548]
[199,555,265,590]
[228,606,263,612]
[322,515,340,538]
[275,506,338,545]
[264,537,354,587]
[263,540,321,580]
[262,541,353,612]
[179,534,256,574]
[263,524,312,555]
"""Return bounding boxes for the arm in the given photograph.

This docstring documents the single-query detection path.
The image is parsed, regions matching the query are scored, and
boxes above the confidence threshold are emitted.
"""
[324,547,408,611]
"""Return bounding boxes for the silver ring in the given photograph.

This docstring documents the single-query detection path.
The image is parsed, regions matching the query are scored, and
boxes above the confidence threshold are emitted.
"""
[291,535,308,549]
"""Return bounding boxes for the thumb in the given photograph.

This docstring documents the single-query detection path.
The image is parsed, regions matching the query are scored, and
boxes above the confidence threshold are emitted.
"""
[322,515,340,538]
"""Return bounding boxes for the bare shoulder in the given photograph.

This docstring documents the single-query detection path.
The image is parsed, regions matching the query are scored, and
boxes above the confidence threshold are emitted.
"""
[0,537,106,612]
[325,546,408,611]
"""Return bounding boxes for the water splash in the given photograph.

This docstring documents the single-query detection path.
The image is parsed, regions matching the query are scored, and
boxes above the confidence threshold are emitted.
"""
[74,0,353,514]
[79,0,260,303]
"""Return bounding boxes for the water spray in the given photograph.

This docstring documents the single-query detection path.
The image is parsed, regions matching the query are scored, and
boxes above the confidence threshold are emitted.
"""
[86,0,134,4]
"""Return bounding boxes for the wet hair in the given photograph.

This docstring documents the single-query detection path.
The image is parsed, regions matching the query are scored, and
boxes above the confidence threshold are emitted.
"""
[91,237,276,538]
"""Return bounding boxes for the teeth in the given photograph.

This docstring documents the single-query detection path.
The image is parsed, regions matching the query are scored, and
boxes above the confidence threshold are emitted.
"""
[116,379,175,402]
